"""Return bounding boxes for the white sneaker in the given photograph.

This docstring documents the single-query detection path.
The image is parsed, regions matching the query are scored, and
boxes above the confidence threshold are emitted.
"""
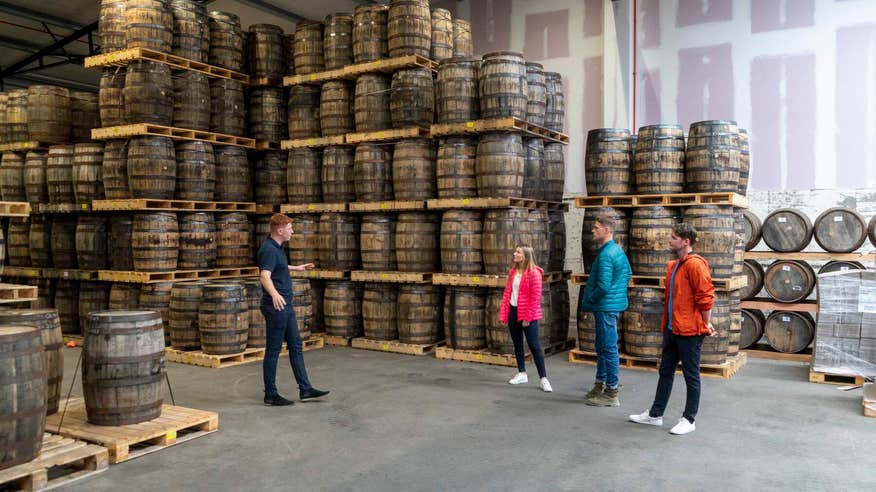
[669,418,696,435]
[540,378,553,392]
[508,372,528,385]
[629,410,663,426]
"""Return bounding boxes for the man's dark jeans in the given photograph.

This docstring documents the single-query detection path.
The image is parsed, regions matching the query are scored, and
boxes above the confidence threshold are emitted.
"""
[649,331,704,423]
[262,303,311,397]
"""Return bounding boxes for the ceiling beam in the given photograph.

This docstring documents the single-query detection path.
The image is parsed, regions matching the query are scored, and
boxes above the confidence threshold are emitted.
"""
[3,73,98,92]
[0,21,98,79]
[231,0,306,22]
[0,1,85,31]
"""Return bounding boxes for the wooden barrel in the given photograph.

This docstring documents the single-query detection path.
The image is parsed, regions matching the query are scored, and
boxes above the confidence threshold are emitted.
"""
[26,86,70,144]
[78,282,111,334]
[544,72,564,132]
[764,260,816,303]
[682,205,742,278]
[287,85,322,139]
[23,150,48,206]
[1,151,26,202]
[387,0,431,58]
[527,209,551,267]
[737,128,750,195]
[109,283,141,310]
[287,148,322,203]
[175,141,214,201]
[82,310,164,425]
[577,299,608,353]
[869,215,876,248]
[740,259,764,300]
[714,291,741,356]
[308,279,325,333]
[0,310,62,415]
[398,284,442,344]
[321,145,356,202]
[76,215,109,269]
[396,212,440,272]
[46,145,75,204]
[99,68,126,127]
[31,278,56,310]
[633,124,685,194]
[289,278,312,341]
[353,4,388,63]
[28,216,52,268]
[523,138,545,200]
[740,308,765,349]
[172,70,210,131]
[128,136,176,199]
[813,207,868,253]
[323,13,353,69]
[430,8,453,61]
[49,216,77,268]
[742,209,761,251]
[701,330,729,365]
[288,214,320,266]
[482,208,529,275]
[209,79,245,136]
[284,33,294,74]
[132,212,179,272]
[485,288,513,353]
[254,151,287,204]
[248,24,285,78]
[293,20,325,75]
[476,132,524,198]
[178,213,216,270]
[629,207,679,276]
[72,143,105,203]
[525,63,547,127]
[198,284,248,355]
[360,213,396,271]
[318,213,360,270]
[436,58,479,124]
[543,143,565,202]
[764,311,814,354]
[109,215,134,270]
[214,146,252,202]
[168,0,209,62]
[6,219,31,267]
[208,11,245,71]
[215,213,251,268]
[436,137,478,198]
[5,89,29,142]
[249,87,287,143]
[101,140,129,199]
[251,216,270,262]
[138,282,173,337]
[550,282,571,344]
[354,143,393,201]
[124,0,173,52]
[124,60,173,125]
[685,120,741,193]
[320,81,354,136]
[479,52,528,119]
[548,211,566,272]
[362,283,398,340]
[444,287,485,349]
[70,91,100,143]
[324,280,363,338]
[354,74,392,132]
[761,208,812,252]
[441,209,483,274]
[585,128,632,196]
[242,279,266,347]
[0,92,8,144]
[54,280,79,335]
[0,326,46,468]
[99,0,128,52]
[169,282,204,350]
[393,138,436,200]
[536,283,553,347]
[819,260,865,274]
[451,18,473,56]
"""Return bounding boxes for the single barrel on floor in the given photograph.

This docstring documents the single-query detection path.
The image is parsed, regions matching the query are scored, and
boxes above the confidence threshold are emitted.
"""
[0,326,46,470]
[199,284,249,355]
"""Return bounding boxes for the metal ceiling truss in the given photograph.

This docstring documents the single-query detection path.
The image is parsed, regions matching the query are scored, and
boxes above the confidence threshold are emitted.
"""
[0,20,98,82]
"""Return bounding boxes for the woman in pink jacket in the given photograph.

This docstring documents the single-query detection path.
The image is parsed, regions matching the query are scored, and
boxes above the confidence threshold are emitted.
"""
[499,245,552,392]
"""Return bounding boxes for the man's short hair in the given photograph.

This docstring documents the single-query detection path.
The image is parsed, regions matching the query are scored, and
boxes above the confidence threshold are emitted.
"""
[595,215,616,231]
[269,213,293,234]
[672,223,697,245]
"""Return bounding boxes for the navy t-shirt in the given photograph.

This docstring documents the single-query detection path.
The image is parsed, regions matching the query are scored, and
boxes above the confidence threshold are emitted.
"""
[257,236,292,306]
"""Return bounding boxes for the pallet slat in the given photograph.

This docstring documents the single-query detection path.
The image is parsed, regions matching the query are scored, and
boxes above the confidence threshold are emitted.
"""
[808,370,867,386]
[740,299,819,313]
[0,283,38,302]
[430,117,569,144]
[568,349,747,379]
[324,335,354,346]
[350,271,432,283]
[435,339,574,367]
[283,54,437,86]
[92,199,256,212]
[0,434,108,491]
[433,271,571,288]
[165,337,323,368]
[36,203,91,213]
[289,269,350,280]
[0,201,31,216]
[98,267,259,283]
[351,338,444,356]
[742,345,812,363]
[426,197,568,212]
[574,192,748,209]
[348,200,427,212]
[279,202,349,213]
[346,126,430,144]
[571,273,747,291]
[92,124,255,149]
[744,251,876,262]
[85,47,250,82]
[280,135,346,149]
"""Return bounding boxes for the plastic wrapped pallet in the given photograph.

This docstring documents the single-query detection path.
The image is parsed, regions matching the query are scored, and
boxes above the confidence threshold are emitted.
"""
[812,270,876,377]
[865,382,876,417]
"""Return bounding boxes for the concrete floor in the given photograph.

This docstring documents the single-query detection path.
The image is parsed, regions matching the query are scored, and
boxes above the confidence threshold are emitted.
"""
[54,345,874,492]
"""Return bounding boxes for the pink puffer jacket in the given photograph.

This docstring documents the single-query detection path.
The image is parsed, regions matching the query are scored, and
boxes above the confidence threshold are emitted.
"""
[498,267,544,323]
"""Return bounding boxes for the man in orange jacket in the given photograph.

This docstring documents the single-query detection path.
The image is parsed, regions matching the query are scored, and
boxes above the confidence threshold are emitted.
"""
[629,223,715,435]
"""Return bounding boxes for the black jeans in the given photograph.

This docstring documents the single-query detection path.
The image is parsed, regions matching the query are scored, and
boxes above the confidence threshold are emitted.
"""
[508,306,547,378]
[261,303,311,397]
[649,331,704,423]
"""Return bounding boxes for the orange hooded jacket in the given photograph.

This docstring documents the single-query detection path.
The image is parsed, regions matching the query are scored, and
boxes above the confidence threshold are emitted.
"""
[660,253,715,336]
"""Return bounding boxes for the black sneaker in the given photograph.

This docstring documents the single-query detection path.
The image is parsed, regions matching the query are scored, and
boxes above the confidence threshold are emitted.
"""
[264,395,295,406]
[300,388,330,401]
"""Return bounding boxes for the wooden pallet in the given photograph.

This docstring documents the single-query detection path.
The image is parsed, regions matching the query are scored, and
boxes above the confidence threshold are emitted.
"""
[808,370,868,386]
[84,47,250,82]
[568,349,747,379]
[351,338,444,356]
[254,140,282,150]
[346,126,430,144]
[740,299,819,313]
[350,271,432,283]
[279,202,349,213]
[435,339,574,367]
[46,397,218,464]
[0,283,38,303]
[426,196,568,212]
[430,117,570,144]
[280,135,346,149]
[41,269,99,281]
[744,251,876,262]
[866,398,876,418]
[0,266,42,278]
[0,200,31,216]
[283,67,347,85]
[36,203,91,213]
[571,273,747,291]
[0,433,108,491]
[165,337,323,368]
[324,334,354,347]
[92,198,256,212]
[283,55,437,86]
[97,267,259,283]
[92,124,255,149]
[742,345,812,363]
[249,76,283,87]
[0,141,46,152]
[255,204,281,214]
[432,271,571,288]
[573,192,749,209]
[289,269,350,280]
[348,200,427,212]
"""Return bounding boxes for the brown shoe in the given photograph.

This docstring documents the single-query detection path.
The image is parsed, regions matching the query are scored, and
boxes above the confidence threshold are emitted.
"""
[584,382,605,400]
[585,386,619,407]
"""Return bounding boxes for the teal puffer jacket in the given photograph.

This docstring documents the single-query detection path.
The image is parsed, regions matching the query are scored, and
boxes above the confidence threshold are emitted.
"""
[580,241,632,312]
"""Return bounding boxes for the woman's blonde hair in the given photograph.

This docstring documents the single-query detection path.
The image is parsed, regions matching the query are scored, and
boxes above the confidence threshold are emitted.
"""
[513,245,538,272]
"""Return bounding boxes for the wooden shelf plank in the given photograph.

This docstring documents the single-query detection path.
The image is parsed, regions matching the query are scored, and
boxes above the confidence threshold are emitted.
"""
[348,200,426,212]
[346,126,430,144]
[426,197,568,212]
[0,141,46,152]
[573,192,748,209]
[92,199,256,212]
[98,267,259,283]
[350,271,432,283]
[430,117,569,144]
[289,269,350,280]
[744,251,876,262]
[741,299,819,312]
[279,202,348,213]
[283,55,437,86]
[92,124,255,149]
[280,135,346,149]
[85,47,250,83]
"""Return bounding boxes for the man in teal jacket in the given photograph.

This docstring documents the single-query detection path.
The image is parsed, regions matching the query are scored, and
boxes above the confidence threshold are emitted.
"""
[580,214,632,406]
